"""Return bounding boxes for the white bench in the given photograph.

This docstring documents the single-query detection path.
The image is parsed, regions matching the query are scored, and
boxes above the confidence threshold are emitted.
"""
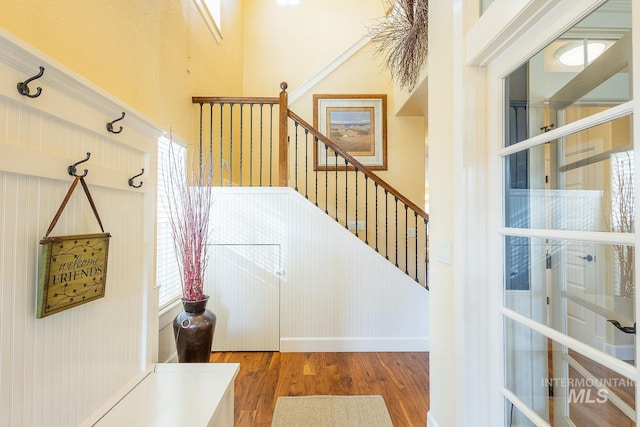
[93,363,239,427]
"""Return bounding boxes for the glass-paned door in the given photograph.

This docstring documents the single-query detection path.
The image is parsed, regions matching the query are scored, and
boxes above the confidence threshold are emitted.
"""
[500,1,636,425]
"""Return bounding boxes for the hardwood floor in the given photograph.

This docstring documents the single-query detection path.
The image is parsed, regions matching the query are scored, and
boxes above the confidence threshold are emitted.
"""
[567,351,635,427]
[209,351,430,426]
[546,346,636,426]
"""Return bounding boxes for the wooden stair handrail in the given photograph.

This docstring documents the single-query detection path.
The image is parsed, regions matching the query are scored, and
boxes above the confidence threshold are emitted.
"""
[287,109,429,221]
[192,96,279,104]
[191,88,428,221]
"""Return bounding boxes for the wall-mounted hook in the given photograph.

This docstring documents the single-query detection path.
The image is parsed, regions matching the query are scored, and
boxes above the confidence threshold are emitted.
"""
[17,66,45,98]
[106,112,125,134]
[128,168,144,188]
[68,152,91,177]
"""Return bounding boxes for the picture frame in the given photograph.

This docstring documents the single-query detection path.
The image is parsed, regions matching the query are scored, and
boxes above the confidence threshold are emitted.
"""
[313,94,387,171]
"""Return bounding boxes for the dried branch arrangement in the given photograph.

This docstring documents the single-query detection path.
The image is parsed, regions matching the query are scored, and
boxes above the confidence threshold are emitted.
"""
[165,139,214,302]
[611,152,635,298]
[369,0,429,92]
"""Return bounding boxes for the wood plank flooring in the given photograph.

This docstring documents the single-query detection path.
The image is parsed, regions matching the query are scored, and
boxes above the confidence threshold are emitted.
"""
[567,351,635,427]
[547,346,636,426]
[209,351,430,426]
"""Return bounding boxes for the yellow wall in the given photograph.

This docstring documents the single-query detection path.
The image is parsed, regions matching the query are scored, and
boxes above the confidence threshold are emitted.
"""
[292,45,425,205]
[0,0,425,207]
[241,0,385,96]
[242,0,426,208]
[0,0,244,143]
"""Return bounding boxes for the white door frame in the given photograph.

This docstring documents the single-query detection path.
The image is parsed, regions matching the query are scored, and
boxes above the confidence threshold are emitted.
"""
[479,0,638,425]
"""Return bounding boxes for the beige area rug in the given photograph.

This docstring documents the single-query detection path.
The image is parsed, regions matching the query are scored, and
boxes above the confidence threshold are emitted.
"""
[271,395,394,427]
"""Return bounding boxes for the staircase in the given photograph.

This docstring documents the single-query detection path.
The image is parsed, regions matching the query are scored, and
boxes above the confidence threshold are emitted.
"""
[192,83,429,288]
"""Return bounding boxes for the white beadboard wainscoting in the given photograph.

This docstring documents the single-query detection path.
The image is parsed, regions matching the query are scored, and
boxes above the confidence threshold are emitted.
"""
[158,302,183,363]
[0,29,160,426]
[159,187,430,355]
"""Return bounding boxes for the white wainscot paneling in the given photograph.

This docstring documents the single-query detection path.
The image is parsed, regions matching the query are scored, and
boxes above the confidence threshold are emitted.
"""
[0,163,149,427]
[208,187,430,352]
[158,301,183,363]
[0,30,159,426]
[207,244,281,351]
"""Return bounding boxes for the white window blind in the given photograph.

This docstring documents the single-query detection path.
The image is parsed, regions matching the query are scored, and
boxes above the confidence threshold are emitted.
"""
[157,136,185,308]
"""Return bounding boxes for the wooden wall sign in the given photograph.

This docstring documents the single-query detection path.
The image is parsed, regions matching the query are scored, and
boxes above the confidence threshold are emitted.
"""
[37,233,110,317]
[37,176,111,318]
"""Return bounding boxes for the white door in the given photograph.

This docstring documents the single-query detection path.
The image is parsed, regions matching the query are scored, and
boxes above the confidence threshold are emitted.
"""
[551,111,610,426]
[205,244,280,351]
[556,109,606,348]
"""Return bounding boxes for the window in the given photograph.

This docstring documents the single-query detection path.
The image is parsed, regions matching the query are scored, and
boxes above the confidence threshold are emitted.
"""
[193,0,222,43]
[157,136,185,308]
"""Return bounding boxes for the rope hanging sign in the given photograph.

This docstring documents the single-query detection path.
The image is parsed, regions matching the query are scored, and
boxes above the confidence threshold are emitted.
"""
[37,176,111,318]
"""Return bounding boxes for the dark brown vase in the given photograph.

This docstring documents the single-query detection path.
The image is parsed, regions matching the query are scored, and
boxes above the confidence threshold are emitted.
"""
[173,296,217,363]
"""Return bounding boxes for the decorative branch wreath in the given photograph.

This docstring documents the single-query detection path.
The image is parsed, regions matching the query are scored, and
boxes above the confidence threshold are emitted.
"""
[369,0,429,92]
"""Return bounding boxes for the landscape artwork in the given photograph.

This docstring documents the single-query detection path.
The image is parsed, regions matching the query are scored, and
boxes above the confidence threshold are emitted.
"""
[326,107,375,156]
[313,94,387,170]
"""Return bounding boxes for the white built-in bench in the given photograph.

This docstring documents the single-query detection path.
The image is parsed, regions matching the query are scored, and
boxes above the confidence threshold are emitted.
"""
[93,363,239,427]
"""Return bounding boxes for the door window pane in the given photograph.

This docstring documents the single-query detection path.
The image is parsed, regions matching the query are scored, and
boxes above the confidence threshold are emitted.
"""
[505,237,635,365]
[505,0,632,146]
[505,317,636,426]
[504,318,552,423]
[504,400,535,427]
[505,115,634,233]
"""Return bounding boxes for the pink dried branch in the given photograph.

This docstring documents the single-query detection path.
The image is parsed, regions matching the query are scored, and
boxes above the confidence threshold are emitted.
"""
[165,140,214,301]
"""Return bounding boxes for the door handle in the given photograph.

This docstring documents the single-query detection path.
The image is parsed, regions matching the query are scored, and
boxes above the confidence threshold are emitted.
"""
[579,255,594,262]
[608,320,636,334]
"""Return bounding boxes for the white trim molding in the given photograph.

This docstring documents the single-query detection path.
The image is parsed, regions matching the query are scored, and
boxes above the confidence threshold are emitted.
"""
[426,411,440,427]
[467,0,560,66]
[193,0,223,43]
[467,0,608,67]
[289,35,371,105]
[279,337,429,353]
[0,27,165,139]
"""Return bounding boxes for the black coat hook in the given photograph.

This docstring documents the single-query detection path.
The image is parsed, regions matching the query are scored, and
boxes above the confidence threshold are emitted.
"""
[68,152,91,177]
[128,168,144,188]
[106,112,126,134]
[17,66,45,98]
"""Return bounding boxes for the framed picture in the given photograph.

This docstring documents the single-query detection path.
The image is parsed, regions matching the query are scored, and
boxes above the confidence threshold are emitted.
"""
[313,94,387,171]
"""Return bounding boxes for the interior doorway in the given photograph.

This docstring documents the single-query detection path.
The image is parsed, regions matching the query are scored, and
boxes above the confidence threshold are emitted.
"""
[206,244,281,351]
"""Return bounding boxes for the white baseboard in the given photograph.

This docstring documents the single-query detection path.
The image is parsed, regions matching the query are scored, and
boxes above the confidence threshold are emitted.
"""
[427,411,439,427]
[279,337,429,352]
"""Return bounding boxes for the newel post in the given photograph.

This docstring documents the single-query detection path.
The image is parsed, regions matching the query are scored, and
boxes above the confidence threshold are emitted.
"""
[278,82,289,187]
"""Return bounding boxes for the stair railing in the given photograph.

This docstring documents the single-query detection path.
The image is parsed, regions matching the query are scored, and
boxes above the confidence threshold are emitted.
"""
[193,83,429,288]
